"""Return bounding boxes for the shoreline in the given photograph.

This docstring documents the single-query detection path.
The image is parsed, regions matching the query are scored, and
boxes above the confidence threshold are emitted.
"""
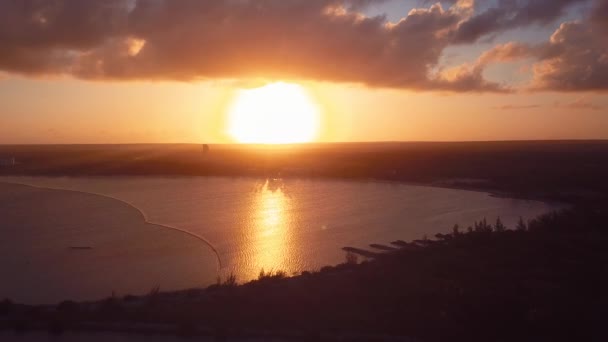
[0,180,224,272]
[0,173,567,205]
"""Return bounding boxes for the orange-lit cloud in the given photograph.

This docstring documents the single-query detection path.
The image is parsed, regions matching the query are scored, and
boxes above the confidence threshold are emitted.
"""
[0,0,606,92]
[447,0,608,92]
[450,0,587,44]
[530,20,608,91]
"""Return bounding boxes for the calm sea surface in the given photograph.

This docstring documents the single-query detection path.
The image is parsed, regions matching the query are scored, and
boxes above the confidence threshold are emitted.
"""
[0,176,559,304]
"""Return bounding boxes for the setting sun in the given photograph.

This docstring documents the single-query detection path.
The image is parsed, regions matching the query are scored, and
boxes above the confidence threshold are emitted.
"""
[227,82,320,144]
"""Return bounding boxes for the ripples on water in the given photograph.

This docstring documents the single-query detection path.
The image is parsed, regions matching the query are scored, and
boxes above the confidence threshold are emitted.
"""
[0,176,559,304]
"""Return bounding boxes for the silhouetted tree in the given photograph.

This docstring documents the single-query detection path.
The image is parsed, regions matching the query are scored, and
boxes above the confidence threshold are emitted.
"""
[0,299,14,315]
[452,224,461,236]
[494,217,506,232]
[223,273,237,287]
[474,218,493,233]
[516,216,527,231]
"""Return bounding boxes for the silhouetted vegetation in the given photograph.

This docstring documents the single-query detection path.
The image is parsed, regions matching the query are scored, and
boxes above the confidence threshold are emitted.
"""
[2,206,607,341]
[345,251,359,265]
[516,216,527,231]
[0,299,15,316]
[257,269,288,282]
[208,272,238,290]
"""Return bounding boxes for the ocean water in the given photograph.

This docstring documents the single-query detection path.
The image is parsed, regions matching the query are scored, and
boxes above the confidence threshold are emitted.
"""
[0,176,559,304]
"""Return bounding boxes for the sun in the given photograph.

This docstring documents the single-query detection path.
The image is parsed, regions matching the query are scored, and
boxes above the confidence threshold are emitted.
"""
[227,82,320,144]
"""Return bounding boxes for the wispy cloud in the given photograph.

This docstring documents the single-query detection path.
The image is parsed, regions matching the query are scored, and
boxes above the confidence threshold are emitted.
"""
[554,97,605,111]
[493,104,542,110]
[494,97,605,111]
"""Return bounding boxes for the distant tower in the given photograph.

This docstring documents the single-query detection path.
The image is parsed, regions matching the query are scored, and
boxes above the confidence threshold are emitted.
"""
[0,157,15,167]
[202,144,210,154]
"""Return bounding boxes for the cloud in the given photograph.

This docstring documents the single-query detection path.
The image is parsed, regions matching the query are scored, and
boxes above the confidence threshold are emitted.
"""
[0,0,129,75]
[493,104,541,110]
[0,0,503,92]
[449,0,608,92]
[529,19,608,91]
[0,0,604,93]
[590,0,608,29]
[429,42,532,93]
[80,0,496,91]
[477,42,532,65]
[432,62,508,92]
[451,0,587,44]
[554,97,605,110]
[493,97,604,111]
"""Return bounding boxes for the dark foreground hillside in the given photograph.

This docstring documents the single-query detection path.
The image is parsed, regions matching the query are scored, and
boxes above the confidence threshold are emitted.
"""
[2,207,607,341]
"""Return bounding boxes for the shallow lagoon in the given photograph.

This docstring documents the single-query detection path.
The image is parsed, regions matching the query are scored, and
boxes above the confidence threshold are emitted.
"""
[0,177,558,304]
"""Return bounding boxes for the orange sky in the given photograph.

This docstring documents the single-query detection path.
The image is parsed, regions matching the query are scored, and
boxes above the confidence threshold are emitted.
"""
[1,77,607,144]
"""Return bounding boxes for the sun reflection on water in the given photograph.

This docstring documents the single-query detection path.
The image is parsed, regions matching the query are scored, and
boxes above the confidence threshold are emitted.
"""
[249,179,293,278]
[260,190,283,236]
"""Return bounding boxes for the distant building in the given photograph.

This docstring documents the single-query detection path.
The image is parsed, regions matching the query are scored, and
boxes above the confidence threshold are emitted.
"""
[0,157,15,167]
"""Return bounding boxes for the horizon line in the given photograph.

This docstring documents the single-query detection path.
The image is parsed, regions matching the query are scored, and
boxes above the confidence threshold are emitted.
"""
[1,139,608,147]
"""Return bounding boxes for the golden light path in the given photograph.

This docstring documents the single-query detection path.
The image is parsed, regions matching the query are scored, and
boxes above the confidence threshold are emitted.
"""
[252,179,292,275]
[227,82,320,144]
[230,179,294,281]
